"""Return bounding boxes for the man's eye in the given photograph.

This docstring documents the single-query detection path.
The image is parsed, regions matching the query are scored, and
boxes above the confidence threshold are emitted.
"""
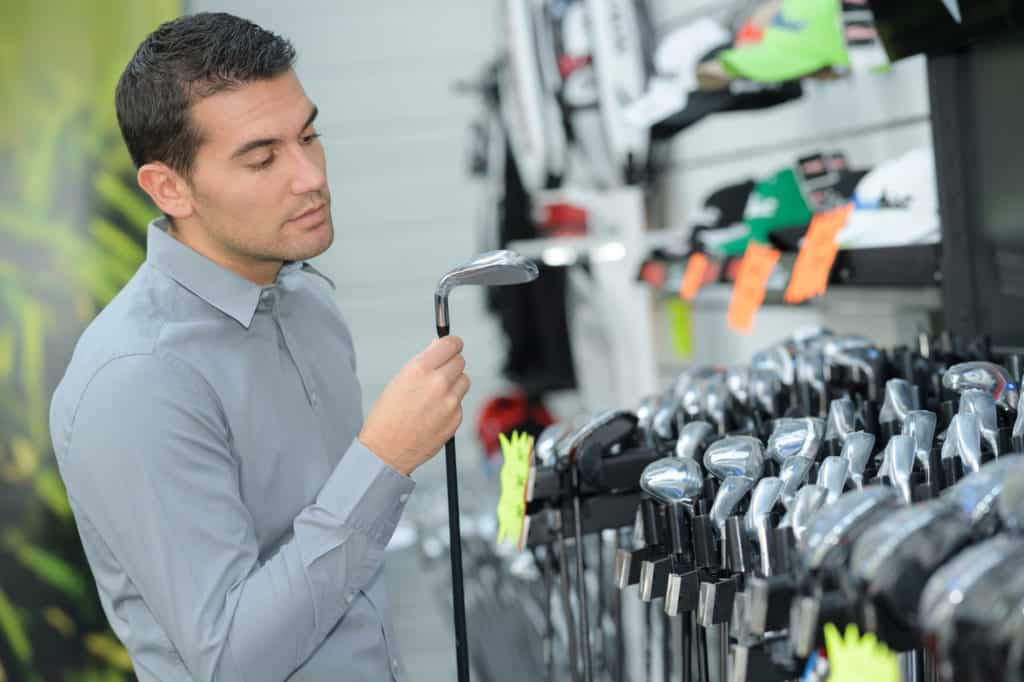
[301,132,322,145]
[251,154,275,170]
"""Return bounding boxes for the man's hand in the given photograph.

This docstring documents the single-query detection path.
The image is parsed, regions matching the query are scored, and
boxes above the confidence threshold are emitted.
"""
[359,336,470,475]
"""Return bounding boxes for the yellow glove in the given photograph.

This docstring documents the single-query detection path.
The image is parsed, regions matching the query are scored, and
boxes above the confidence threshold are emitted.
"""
[823,622,899,682]
[496,431,534,547]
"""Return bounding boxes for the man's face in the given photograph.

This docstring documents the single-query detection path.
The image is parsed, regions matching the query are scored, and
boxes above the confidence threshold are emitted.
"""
[183,70,333,282]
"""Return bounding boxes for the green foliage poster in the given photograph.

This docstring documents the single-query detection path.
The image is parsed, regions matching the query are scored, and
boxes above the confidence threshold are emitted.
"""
[0,3,180,680]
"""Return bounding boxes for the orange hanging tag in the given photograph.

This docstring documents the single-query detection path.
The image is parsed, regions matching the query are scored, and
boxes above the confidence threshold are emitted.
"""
[784,203,854,304]
[680,253,710,300]
[727,242,780,334]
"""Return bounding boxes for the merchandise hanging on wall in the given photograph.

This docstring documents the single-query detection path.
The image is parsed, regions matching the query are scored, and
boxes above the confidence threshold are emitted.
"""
[0,3,180,680]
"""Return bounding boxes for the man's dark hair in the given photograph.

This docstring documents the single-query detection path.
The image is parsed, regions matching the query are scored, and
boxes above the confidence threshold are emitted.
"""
[115,12,296,178]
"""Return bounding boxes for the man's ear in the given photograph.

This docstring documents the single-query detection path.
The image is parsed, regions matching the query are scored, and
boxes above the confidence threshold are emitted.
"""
[137,162,194,219]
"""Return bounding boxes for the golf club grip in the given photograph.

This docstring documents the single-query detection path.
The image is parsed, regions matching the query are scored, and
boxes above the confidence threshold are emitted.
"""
[444,437,471,682]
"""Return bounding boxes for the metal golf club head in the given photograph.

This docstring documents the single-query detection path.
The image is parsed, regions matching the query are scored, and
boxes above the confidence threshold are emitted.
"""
[651,397,679,444]
[535,422,570,467]
[839,431,876,490]
[791,324,833,349]
[943,361,1020,411]
[881,434,916,504]
[435,250,538,328]
[779,456,815,508]
[750,368,781,416]
[822,337,881,399]
[681,383,703,419]
[778,484,828,543]
[702,378,731,433]
[670,365,721,400]
[942,413,983,474]
[703,435,765,481]
[903,410,937,479]
[997,456,1024,532]
[825,397,857,443]
[879,378,917,426]
[799,486,902,572]
[918,536,1024,671]
[745,476,785,576]
[1014,391,1024,447]
[766,417,825,464]
[947,454,1024,532]
[557,409,636,463]
[959,389,1001,457]
[709,475,757,536]
[640,457,704,505]
[675,420,714,460]
[726,366,751,406]
[752,344,795,387]
[816,456,849,504]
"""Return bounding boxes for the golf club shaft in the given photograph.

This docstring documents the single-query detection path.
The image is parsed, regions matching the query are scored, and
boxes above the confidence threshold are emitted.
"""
[573,493,595,682]
[437,321,470,682]
[558,529,583,682]
[444,437,471,682]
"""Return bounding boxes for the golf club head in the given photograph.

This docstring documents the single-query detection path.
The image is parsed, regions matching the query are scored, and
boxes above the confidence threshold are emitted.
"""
[959,389,1000,457]
[651,397,679,443]
[557,409,636,464]
[744,476,785,536]
[726,366,751,406]
[903,410,937,478]
[799,486,901,573]
[778,484,828,543]
[839,431,876,490]
[882,434,916,504]
[943,413,983,474]
[918,536,1024,669]
[535,421,570,467]
[1014,390,1024,446]
[997,456,1024,533]
[779,456,815,508]
[702,378,731,432]
[947,454,1024,532]
[825,397,857,443]
[766,417,825,463]
[670,365,721,400]
[752,345,795,387]
[639,457,704,505]
[675,420,714,460]
[709,474,757,535]
[879,378,917,426]
[435,250,538,328]
[635,394,659,430]
[943,361,1019,411]
[816,456,849,504]
[750,368,781,416]
[703,435,765,481]
[791,324,833,348]
[796,348,826,391]
[681,383,703,419]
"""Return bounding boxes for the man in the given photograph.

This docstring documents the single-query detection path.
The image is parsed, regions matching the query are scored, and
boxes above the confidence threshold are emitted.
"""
[48,12,469,682]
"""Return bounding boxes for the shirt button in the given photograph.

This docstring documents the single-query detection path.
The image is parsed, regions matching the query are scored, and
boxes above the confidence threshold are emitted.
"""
[345,589,356,604]
[399,494,410,504]
[392,659,400,673]
[310,392,319,406]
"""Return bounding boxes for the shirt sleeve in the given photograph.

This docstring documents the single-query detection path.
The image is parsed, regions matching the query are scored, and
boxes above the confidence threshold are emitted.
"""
[59,352,414,682]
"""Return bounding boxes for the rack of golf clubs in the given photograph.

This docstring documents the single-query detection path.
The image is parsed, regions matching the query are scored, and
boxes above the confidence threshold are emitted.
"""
[518,327,1024,682]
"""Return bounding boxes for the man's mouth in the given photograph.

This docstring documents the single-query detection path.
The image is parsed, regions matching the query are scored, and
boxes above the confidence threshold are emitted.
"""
[289,203,327,222]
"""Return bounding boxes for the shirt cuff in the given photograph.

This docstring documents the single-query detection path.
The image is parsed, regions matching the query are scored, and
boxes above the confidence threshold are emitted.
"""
[315,439,415,542]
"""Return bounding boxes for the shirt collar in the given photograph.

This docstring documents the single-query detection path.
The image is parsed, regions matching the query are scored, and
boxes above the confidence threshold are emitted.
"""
[146,217,334,328]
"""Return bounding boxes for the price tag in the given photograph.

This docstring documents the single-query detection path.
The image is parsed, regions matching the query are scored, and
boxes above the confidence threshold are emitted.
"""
[496,431,535,549]
[680,253,709,301]
[783,203,853,304]
[727,242,780,334]
[823,622,899,682]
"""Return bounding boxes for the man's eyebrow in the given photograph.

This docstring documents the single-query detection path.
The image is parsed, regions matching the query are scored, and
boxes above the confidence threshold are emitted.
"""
[230,105,319,160]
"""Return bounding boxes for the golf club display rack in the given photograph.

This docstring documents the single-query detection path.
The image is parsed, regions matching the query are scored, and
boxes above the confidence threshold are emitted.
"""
[510,328,1024,682]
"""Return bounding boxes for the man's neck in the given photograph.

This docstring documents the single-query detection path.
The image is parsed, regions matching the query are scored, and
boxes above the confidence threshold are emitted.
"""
[166,218,281,286]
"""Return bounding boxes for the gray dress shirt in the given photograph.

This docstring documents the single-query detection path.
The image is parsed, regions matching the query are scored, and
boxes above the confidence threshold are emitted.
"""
[49,218,414,682]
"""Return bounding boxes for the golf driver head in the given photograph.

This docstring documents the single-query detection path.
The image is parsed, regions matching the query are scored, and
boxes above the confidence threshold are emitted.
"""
[839,431,876,490]
[779,456,815,508]
[703,435,765,481]
[766,417,825,463]
[942,360,1019,411]
[903,410,937,477]
[798,486,901,573]
[825,397,857,443]
[639,457,704,505]
[959,389,1000,457]
[878,378,917,426]
[675,420,714,460]
[778,484,828,543]
[881,434,916,504]
[709,474,757,535]
[434,250,538,327]
[816,456,849,504]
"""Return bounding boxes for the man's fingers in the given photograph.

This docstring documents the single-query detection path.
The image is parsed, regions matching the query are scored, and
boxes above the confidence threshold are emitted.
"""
[438,353,467,386]
[419,336,464,369]
[453,373,471,401]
